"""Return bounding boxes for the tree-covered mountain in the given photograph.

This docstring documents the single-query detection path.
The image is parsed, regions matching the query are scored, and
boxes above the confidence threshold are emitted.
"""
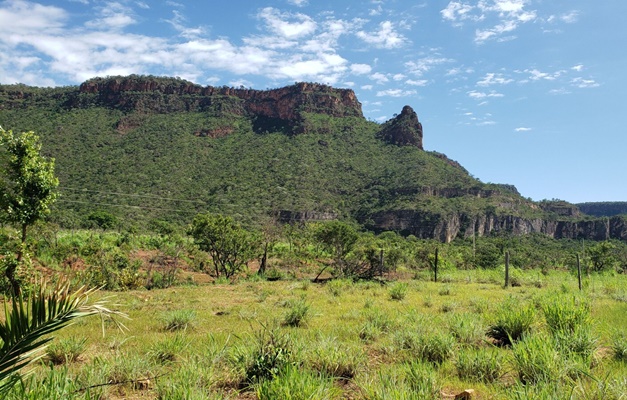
[577,202,627,217]
[1,75,625,242]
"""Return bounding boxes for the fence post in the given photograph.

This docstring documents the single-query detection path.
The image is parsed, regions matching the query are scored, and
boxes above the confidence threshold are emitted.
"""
[577,253,582,291]
[379,249,384,277]
[504,250,510,288]
[434,247,439,282]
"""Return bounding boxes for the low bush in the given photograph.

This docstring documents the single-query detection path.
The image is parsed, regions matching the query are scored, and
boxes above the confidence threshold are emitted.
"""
[487,299,535,346]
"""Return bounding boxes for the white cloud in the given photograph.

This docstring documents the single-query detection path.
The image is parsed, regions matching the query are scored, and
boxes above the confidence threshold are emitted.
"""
[571,77,599,88]
[549,88,571,95]
[441,1,481,25]
[477,72,513,86]
[257,7,317,39]
[392,73,406,81]
[361,85,373,90]
[405,55,453,76]
[356,21,406,49]
[85,2,137,30]
[370,72,389,84]
[406,79,428,86]
[287,0,308,7]
[571,64,584,72]
[467,90,504,99]
[350,63,372,75]
[376,89,417,97]
[522,68,564,81]
[164,10,206,38]
[515,127,532,132]
[560,10,580,23]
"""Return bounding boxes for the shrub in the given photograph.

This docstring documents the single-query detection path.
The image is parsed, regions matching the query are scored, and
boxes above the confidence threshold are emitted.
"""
[45,337,87,365]
[448,313,485,347]
[487,299,535,346]
[455,348,503,383]
[542,295,591,335]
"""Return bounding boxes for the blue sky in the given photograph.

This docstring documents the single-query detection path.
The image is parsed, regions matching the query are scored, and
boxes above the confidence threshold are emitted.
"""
[1,0,625,203]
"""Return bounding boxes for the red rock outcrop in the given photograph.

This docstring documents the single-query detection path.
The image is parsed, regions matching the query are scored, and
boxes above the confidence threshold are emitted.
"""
[78,76,363,123]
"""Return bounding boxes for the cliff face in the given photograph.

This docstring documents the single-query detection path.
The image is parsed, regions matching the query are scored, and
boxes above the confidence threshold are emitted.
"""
[366,210,627,243]
[76,76,362,127]
[376,105,423,149]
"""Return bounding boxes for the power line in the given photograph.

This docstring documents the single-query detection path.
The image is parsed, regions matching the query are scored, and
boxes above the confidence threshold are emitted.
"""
[56,199,200,214]
[58,186,206,204]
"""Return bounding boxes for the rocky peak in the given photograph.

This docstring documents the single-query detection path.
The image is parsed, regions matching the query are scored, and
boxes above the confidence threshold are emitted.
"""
[376,105,423,149]
[77,76,363,128]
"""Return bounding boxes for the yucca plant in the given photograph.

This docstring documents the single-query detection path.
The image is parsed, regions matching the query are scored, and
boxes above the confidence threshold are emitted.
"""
[0,280,126,395]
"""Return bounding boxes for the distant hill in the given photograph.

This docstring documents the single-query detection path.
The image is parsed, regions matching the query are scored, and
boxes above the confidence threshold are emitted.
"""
[1,75,625,242]
[577,202,627,217]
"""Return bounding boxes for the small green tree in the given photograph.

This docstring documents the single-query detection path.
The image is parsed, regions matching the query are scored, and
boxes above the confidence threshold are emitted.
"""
[188,213,258,279]
[314,221,359,275]
[0,128,58,294]
[587,241,618,272]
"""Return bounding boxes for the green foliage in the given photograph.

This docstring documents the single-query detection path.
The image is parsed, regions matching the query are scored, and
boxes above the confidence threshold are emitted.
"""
[254,364,341,400]
[244,324,293,384]
[611,331,627,362]
[487,298,536,346]
[282,298,311,327]
[511,333,562,384]
[587,241,619,272]
[455,348,504,383]
[0,280,125,395]
[161,309,196,332]
[388,282,408,301]
[45,337,86,365]
[85,210,118,231]
[0,128,58,293]
[314,220,358,267]
[189,213,258,279]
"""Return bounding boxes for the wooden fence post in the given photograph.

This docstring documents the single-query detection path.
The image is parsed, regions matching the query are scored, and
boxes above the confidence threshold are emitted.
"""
[434,247,439,282]
[504,250,510,288]
[577,253,582,291]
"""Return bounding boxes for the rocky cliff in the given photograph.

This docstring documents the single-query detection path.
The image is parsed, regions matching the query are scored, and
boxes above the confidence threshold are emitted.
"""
[75,76,362,133]
[376,105,423,149]
[366,210,627,243]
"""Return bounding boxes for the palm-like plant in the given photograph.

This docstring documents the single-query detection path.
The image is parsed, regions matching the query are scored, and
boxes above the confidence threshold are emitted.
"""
[0,280,127,394]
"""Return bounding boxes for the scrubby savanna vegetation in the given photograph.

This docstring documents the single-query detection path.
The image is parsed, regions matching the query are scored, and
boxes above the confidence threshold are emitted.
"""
[1,218,627,399]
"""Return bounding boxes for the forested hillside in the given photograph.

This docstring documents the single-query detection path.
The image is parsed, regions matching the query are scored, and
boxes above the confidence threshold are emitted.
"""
[1,76,625,242]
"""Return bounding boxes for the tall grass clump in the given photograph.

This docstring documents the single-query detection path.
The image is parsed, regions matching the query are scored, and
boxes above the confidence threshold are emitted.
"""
[305,337,363,379]
[149,334,190,364]
[393,329,454,365]
[389,282,408,301]
[448,313,485,347]
[611,331,627,362]
[242,324,293,384]
[542,295,591,335]
[161,309,196,332]
[455,347,504,383]
[282,298,311,327]
[487,298,536,346]
[254,365,341,400]
[359,362,440,399]
[511,333,562,385]
[45,337,87,365]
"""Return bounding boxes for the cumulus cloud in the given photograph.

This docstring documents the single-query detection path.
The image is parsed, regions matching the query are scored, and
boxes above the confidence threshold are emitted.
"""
[370,72,389,84]
[257,7,317,39]
[356,21,406,49]
[571,77,600,88]
[350,63,372,75]
[287,0,308,7]
[515,127,532,132]
[441,0,544,44]
[477,72,513,86]
[405,55,454,76]
[376,88,417,97]
[467,90,504,99]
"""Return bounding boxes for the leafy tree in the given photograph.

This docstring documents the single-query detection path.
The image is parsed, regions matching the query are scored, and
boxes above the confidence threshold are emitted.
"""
[0,128,58,294]
[587,241,618,272]
[314,221,359,274]
[188,213,258,279]
[86,210,118,231]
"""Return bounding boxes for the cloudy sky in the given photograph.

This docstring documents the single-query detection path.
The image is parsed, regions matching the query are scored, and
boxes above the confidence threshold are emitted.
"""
[1,0,625,203]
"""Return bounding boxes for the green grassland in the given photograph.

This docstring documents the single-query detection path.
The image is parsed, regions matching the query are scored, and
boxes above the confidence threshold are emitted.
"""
[4,230,627,399]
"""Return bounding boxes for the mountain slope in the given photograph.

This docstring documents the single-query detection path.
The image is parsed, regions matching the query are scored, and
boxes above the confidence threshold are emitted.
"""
[0,76,625,241]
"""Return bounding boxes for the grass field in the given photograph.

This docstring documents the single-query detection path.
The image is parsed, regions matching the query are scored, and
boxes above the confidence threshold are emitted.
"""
[6,268,627,399]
